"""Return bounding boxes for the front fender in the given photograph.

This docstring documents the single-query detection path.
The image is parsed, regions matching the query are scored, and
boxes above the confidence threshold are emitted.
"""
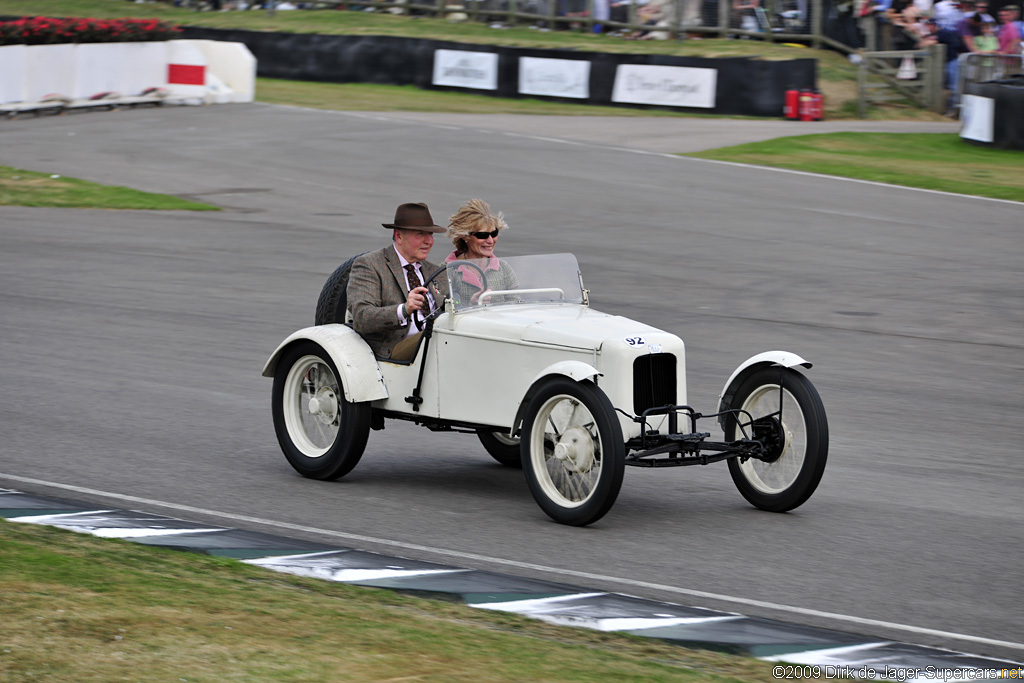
[509,361,602,435]
[262,324,388,403]
[528,360,601,387]
[717,351,812,429]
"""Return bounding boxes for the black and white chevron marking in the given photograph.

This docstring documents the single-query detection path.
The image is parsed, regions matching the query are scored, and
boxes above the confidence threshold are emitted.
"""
[3,489,1019,677]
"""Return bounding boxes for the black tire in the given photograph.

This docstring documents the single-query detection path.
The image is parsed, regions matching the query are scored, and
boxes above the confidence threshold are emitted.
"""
[521,378,625,526]
[315,253,367,326]
[272,341,371,480]
[477,429,522,468]
[725,367,828,512]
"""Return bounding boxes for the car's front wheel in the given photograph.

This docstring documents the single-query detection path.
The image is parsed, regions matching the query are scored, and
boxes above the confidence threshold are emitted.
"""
[521,378,625,526]
[272,341,371,480]
[725,367,828,512]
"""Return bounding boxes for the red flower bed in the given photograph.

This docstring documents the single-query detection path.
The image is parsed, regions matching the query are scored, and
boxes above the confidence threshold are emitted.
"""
[0,16,182,45]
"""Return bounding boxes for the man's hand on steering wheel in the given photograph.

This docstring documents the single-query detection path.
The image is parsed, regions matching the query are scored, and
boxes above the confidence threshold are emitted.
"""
[404,286,429,317]
[409,264,450,328]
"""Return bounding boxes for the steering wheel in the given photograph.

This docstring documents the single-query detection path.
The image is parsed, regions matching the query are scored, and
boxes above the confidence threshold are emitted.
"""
[413,260,489,328]
[408,263,448,329]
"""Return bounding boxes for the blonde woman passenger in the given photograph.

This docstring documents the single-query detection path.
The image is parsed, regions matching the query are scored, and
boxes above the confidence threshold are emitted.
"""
[445,199,519,307]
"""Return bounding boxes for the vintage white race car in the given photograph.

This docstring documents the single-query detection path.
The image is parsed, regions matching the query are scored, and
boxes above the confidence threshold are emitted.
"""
[263,253,828,526]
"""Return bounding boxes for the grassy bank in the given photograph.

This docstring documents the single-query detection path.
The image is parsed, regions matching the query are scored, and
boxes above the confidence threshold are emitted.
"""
[684,133,1024,202]
[0,519,789,683]
[0,165,218,210]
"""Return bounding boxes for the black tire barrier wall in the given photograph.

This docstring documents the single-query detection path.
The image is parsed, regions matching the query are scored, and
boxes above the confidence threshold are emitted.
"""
[181,27,816,117]
[962,77,1024,151]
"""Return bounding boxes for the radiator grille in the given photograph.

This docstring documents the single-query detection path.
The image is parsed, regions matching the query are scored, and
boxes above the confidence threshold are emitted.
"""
[633,354,677,414]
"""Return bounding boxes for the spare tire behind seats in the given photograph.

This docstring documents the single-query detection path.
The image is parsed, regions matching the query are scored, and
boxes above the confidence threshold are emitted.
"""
[315,252,367,326]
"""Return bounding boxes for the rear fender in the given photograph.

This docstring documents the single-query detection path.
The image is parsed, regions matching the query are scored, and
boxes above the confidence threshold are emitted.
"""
[262,324,388,403]
[510,361,602,436]
[717,351,812,430]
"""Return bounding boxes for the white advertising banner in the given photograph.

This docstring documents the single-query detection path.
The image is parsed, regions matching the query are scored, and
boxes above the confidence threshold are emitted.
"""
[433,49,498,91]
[611,64,716,109]
[518,57,590,99]
[959,94,994,144]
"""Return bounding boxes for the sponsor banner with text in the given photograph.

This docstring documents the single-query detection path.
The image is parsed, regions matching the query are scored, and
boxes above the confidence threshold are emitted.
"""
[959,94,994,143]
[611,64,716,108]
[518,56,590,99]
[433,49,498,90]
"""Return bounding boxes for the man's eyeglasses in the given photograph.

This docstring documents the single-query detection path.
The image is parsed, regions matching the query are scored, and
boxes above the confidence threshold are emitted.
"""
[470,230,500,239]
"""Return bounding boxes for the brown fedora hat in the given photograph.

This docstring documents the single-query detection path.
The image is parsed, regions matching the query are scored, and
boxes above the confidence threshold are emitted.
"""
[382,202,446,233]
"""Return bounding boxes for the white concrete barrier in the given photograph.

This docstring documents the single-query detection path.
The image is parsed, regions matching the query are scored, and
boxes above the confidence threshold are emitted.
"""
[0,39,255,107]
[189,40,256,103]
[24,44,77,103]
[167,39,210,103]
[121,42,171,97]
[0,45,27,104]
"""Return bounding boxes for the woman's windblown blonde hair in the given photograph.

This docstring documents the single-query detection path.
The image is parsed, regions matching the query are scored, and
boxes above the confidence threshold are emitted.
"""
[447,199,508,253]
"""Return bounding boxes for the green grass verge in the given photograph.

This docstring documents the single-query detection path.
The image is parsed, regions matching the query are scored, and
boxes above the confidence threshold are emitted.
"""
[256,81,1018,202]
[257,77,749,117]
[684,133,1024,202]
[0,165,218,210]
[0,519,790,683]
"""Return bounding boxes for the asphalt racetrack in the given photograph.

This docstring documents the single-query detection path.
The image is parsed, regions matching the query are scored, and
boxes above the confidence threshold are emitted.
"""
[1,104,1020,661]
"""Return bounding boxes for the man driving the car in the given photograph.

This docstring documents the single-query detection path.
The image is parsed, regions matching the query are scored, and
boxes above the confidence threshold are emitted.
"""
[346,202,449,361]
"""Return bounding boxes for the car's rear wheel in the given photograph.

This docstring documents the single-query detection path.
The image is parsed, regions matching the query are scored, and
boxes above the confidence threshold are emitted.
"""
[272,341,371,480]
[521,378,625,526]
[476,429,522,468]
[725,367,828,512]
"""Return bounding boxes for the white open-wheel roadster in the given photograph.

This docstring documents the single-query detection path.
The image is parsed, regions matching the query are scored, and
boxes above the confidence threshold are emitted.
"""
[264,253,828,526]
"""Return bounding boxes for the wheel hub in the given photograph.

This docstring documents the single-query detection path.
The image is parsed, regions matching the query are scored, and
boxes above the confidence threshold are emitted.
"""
[751,416,787,463]
[307,387,338,425]
[553,426,595,473]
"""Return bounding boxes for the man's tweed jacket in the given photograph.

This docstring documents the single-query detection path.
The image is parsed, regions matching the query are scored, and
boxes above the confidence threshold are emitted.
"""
[347,245,449,359]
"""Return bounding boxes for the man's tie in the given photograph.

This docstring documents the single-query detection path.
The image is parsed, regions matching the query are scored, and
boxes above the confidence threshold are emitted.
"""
[404,263,424,330]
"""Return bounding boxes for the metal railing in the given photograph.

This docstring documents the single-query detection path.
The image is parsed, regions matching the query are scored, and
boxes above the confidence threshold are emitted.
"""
[955,52,1024,113]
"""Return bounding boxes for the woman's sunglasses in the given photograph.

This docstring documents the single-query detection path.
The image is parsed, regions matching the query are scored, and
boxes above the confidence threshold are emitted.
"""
[470,230,500,239]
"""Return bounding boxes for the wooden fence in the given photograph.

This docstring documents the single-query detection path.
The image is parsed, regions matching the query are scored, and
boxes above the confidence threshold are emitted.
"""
[857,44,945,117]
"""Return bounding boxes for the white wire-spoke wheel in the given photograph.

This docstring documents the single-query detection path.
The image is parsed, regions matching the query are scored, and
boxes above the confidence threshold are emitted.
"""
[726,367,828,512]
[272,341,371,481]
[521,378,625,526]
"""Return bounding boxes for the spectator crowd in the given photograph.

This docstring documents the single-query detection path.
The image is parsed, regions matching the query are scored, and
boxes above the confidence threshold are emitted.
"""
[855,0,1021,112]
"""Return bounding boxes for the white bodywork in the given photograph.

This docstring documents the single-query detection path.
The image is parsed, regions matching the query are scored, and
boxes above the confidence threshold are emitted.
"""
[369,304,687,440]
[266,254,813,444]
[265,304,685,440]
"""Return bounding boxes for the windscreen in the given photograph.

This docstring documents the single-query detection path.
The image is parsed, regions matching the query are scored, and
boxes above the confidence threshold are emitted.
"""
[445,253,585,313]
